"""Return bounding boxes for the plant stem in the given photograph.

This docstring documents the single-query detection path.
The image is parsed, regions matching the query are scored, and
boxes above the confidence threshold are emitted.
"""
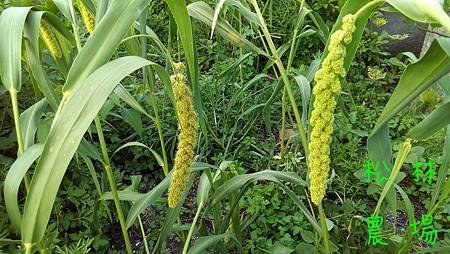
[373,139,411,216]
[251,0,309,159]
[68,0,82,50]
[286,0,306,72]
[94,117,132,253]
[10,89,30,190]
[146,68,170,176]
[318,204,330,254]
[138,215,150,254]
[279,87,287,166]
[182,202,203,254]
[355,0,385,19]
[24,244,33,254]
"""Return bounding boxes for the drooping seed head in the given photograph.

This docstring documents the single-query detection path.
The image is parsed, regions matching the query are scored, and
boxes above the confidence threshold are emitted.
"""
[167,63,199,208]
[308,14,356,206]
[77,0,95,33]
[39,20,62,58]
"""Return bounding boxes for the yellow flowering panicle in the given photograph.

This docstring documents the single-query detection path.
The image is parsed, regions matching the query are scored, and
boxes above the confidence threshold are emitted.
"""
[39,20,62,58]
[77,0,95,33]
[167,63,199,208]
[308,14,356,206]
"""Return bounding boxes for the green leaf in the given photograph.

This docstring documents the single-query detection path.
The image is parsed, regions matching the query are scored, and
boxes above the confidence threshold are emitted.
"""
[22,56,151,245]
[112,141,164,168]
[126,162,213,228]
[4,144,44,230]
[394,183,414,225]
[197,172,211,206]
[278,184,321,234]
[120,108,143,135]
[431,127,450,205]
[126,173,170,228]
[23,11,60,111]
[114,84,152,119]
[51,0,71,20]
[386,0,450,32]
[62,0,150,94]
[153,175,196,254]
[223,0,259,24]
[369,37,450,165]
[79,154,111,218]
[211,170,307,206]
[165,0,195,83]
[187,233,242,254]
[0,7,32,91]
[407,97,450,139]
[294,75,311,125]
[272,245,294,254]
[102,190,145,202]
[187,1,266,56]
[20,99,48,150]
[438,75,450,94]
[301,231,315,244]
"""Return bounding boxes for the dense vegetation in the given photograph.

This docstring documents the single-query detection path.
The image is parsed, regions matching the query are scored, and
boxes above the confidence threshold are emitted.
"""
[0,0,449,253]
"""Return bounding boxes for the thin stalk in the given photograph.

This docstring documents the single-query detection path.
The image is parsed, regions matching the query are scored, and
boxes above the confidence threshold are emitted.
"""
[146,68,170,176]
[139,6,169,176]
[182,202,203,254]
[239,12,243,84]
[24,244,33,254]
[68,0,82,50]
[318,204,330,254]
[251,0,309,159]
[355,0,385,19]
[94,117,132,253]
[286,0,306,72]
[138,215,150,254]
[278,87,287,169]
[269,0,273,27]
[373,139,412,216]
[10,89,30,190]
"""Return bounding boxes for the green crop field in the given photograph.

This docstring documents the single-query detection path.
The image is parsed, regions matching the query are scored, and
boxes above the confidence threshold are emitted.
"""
[0,0,449,253]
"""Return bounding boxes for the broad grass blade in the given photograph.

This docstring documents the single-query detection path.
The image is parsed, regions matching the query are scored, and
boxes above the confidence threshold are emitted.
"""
[63,0,150,94]
[407,97,450,139]
[0,7,32,91]
[368,38,450,165]
[187,233,242,254]
[22,56,151,245]
[4,144,44,230]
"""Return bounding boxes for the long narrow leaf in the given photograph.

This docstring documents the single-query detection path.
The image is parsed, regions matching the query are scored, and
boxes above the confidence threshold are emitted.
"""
[23,11,60,110]
[20,99,48,150]
[62,0,150,94]
[368,37,450,165]
[407,97,450,139]
[0,7,32,91]
[22,56,151,245]
[4,144,44,230]
[188,1,266,56]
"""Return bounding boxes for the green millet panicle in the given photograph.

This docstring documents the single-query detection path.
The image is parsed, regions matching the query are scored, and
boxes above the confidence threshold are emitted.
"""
[167,63,198,208]
[39,20,62,58]
[77,0,95,33]
[308,14,356,206]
